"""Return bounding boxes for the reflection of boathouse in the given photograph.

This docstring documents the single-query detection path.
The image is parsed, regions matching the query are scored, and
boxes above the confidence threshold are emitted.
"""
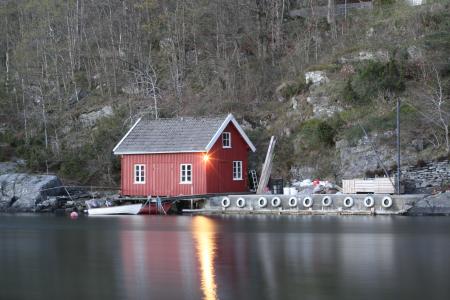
[114,216,403,299]
[113,114,256,197]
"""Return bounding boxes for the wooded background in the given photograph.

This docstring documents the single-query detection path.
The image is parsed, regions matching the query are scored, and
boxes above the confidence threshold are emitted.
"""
[0,0,449,186]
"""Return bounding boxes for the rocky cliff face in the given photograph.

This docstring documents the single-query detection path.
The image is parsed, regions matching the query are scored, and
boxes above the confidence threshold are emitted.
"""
[336,131,427,179]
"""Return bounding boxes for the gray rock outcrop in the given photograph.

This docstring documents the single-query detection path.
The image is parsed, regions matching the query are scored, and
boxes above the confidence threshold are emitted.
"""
[407,45,423,62]
[305,71,329,86]
[0,173,64,212]
[0,162,18,175]
[407,192,450,215]
[406,0,426,6]
[336,136,395,178]
[79,105,113,127]
[336,131,423,179]
[306,95,343,119]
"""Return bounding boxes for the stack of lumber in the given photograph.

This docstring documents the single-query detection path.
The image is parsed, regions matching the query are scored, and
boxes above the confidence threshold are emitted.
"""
[343,177,395,194]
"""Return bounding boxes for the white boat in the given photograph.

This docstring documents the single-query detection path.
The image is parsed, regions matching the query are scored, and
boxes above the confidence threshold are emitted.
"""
[87,203,143,215]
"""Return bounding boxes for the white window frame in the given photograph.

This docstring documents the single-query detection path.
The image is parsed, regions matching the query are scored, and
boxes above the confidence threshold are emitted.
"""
[134,164,145,184]
[233,161,243,181]
[222,132,231,148]
[180,164,192,184]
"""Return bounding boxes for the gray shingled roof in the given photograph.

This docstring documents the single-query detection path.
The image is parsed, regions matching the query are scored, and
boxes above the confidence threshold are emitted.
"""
[113,115,228,154]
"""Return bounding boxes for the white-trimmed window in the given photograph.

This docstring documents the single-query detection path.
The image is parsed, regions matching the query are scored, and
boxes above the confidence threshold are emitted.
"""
[233,161,243,180]
[180,164,192,184]
[134,164,145,184]
[222,132,231,148]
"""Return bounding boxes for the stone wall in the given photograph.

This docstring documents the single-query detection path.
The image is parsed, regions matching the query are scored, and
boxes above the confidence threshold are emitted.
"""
[402,160,450,193]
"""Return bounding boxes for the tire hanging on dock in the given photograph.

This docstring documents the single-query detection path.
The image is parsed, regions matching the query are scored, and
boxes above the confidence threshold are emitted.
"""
[236,197,246,208]
[288,197,298,207]
[382,196,393,208]
[303,197,313,208]
[364,196,375,208]
[271,197,281,208]
[221,197,231,208]
[258,197,268,208]
[322,196,332,207]
[344,197,354,208]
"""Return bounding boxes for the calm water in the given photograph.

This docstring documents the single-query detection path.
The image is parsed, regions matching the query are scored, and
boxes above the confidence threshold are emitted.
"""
[1,214,450,300]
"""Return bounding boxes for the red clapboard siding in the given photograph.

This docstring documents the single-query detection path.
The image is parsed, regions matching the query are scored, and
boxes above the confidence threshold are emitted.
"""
[121,152,207,197]
[205,122,249,193]
[120,121,251,197]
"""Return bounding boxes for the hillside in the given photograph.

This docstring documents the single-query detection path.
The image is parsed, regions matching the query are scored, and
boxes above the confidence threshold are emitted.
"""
[0,0,449,187]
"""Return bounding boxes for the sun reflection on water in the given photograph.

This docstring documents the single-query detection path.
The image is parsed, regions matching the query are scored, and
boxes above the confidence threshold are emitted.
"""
[192,216,218,300]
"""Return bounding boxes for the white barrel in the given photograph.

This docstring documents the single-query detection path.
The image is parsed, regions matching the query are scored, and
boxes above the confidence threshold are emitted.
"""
[283,187,290,195]
[289,187,298,195]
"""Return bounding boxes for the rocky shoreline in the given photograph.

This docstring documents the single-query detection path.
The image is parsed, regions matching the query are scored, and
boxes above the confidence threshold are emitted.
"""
[0,172,118,213]
[407,192,450,216]
[1,172,450,216]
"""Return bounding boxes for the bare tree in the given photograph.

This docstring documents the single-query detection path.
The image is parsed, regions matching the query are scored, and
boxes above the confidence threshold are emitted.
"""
[428,67,450,152]
[122,58,161,120]
[412,66,450,153]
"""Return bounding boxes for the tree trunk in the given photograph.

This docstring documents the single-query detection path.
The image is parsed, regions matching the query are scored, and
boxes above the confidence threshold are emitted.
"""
[327,0,337,39]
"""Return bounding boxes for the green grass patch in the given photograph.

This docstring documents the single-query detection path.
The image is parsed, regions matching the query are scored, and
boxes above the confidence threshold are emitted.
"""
[297,119,337,148]
[340,103,418,145]
[339,60,406,106]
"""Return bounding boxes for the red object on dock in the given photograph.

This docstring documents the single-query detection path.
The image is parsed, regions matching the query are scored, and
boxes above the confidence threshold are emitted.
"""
[139,201,173,215]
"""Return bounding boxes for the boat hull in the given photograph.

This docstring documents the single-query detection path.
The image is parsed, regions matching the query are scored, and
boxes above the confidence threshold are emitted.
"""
[88,203,143,215]
[139,202,173,215]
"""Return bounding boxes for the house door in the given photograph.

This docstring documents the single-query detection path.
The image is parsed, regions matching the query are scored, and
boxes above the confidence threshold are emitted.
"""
[152,163,175,196]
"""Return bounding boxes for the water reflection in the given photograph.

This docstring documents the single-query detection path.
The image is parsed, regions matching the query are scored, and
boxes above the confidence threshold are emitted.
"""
[192,216,219,300]
[2,215,450,300]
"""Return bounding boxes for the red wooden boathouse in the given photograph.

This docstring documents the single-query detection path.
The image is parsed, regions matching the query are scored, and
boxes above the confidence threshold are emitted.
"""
[113,114,256,197]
